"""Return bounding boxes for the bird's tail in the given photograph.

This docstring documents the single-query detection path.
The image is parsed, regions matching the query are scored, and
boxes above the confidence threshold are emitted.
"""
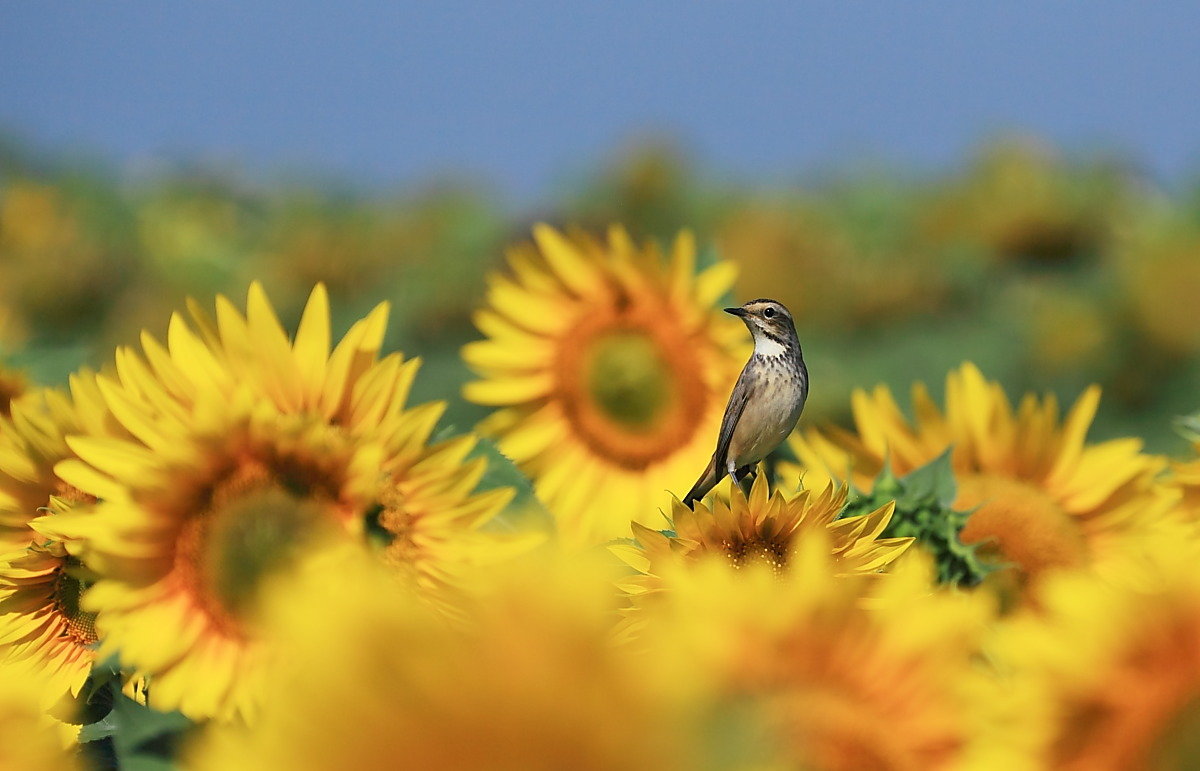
[682,456,718,509]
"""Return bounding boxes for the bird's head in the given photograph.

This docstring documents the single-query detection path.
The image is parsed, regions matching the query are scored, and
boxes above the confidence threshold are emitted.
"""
[724,299,797,343]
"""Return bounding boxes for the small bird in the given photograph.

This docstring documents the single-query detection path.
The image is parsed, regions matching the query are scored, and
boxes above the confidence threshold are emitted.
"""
[683,299,808,508]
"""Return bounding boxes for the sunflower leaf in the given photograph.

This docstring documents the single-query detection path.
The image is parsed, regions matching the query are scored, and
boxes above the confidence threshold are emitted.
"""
[467,433,555,535]
[78,712,118,743]
[109,693,191,769]
[1176,412,1200,443]
[839,453,996,587]
[899,448,958,505]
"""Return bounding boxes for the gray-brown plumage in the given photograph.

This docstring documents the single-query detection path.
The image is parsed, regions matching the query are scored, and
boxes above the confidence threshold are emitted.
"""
[682,299,807,508]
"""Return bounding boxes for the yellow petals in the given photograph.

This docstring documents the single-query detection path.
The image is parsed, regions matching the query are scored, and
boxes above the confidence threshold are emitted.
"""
[787,362,1169,593]
[465,226,746,546]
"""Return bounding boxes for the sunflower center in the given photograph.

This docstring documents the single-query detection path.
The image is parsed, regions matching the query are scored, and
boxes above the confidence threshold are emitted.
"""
[179,468,332,632]
[585,332,671,429]
[373,482,422,581]
[52,558,98,645]
[556,313,708,470]
[725,539,787,576]
[956,474,1087,584]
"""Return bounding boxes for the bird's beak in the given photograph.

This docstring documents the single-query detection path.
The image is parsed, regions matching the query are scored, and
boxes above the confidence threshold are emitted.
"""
[724,307,747,317]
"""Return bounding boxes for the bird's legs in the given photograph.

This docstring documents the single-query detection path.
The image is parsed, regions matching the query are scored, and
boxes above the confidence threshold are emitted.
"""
[726,461,757,496]
[726,458,756,489]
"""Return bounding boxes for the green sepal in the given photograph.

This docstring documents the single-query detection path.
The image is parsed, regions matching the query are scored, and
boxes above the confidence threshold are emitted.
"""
[839,450,1000,587]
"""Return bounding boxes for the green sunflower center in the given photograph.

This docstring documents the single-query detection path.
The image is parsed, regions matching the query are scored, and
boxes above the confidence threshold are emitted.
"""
[202,484,327,624]
[585,331,672,430]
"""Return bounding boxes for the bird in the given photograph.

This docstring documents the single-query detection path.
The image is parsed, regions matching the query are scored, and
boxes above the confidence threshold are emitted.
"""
[682,298,808,508]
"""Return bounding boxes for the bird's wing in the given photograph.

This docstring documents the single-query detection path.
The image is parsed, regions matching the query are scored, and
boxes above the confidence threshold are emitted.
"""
[713,368,756,476]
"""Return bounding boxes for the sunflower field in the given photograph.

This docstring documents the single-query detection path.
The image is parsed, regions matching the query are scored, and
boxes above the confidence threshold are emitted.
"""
[2,135,1200,770]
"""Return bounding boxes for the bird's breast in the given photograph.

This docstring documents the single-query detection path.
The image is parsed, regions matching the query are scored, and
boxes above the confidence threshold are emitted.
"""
[729,356,807,467]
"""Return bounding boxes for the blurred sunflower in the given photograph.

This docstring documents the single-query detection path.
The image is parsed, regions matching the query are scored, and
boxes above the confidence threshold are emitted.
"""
[1113,210,1200,358]
[718,193,952,331]
[37,284,520,720]
[786,362,1171,589]
[0,663,79,770]
[0,500,98,709]
[612,474,911,625]
[463,225,746,546]
[0,180,133,336]
[124,282,522,606]
[0,379,115,550]
[991,534,1200,769]
[35,390,373,721]
[0,379,126,709]
[0,371,24,420]
[188,544,726,771]
[637,535,1001,770]
[920,139,1126,265]
[1175,450,1200,518]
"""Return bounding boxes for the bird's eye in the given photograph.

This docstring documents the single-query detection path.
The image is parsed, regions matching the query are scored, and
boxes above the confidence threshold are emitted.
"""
[763,307,775,318]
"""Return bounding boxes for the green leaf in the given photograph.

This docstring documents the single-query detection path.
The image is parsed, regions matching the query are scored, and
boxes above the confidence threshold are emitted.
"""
[1176,413,1200,443]
[900,448,958,505]
[109,693,191,769]
[837,453,997,588]
[78,711,118,744]
[467,433,554,535]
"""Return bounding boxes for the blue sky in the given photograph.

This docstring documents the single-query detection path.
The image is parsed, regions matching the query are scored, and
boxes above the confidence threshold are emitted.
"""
[3,2,1198,200]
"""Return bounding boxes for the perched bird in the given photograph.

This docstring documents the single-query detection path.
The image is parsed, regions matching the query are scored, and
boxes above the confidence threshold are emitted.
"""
[682,299,808,508]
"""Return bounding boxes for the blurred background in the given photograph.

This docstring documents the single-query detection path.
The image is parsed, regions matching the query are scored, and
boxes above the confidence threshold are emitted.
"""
[2,2,1199,452]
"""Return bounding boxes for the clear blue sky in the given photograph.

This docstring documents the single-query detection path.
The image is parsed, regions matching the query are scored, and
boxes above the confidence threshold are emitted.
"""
[3,2,1198,199]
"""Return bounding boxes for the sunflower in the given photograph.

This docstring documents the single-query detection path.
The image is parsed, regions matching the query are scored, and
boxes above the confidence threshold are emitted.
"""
[0,368,25,419]
[114,282,522,606]
[636,535,1000,770]
[920,139,1124,266]
[35,390,375,721]
[187,544,725,771]
[463,224,747,547]
[0,380,114,551]
[989,533,1200,770]
[0,663,79,770]
[786,362,1172,589]
[1176,457,1200,518]
[612,473,911,623]
[0,499,98,709]
[37,284,519,721]
[0,380,123,709]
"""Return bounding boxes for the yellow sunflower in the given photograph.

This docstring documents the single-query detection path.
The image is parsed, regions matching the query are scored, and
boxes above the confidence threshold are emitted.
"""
[990,533,1200,770]
[612,473,911,625]
[0,379,123,708]
[0,379,114,551]
[116,282,522,606]
[1177,458,1200,517]
[36,390,373,721]
[637,535,1001,770]
[786,362,1172,588]
[188,543,723,771]
[463,224,747,547]
[0,368,25,420]
[0,663,79,770]
[1172,423,1200,517]
[0,499,98,708]
[37,284,519,721]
